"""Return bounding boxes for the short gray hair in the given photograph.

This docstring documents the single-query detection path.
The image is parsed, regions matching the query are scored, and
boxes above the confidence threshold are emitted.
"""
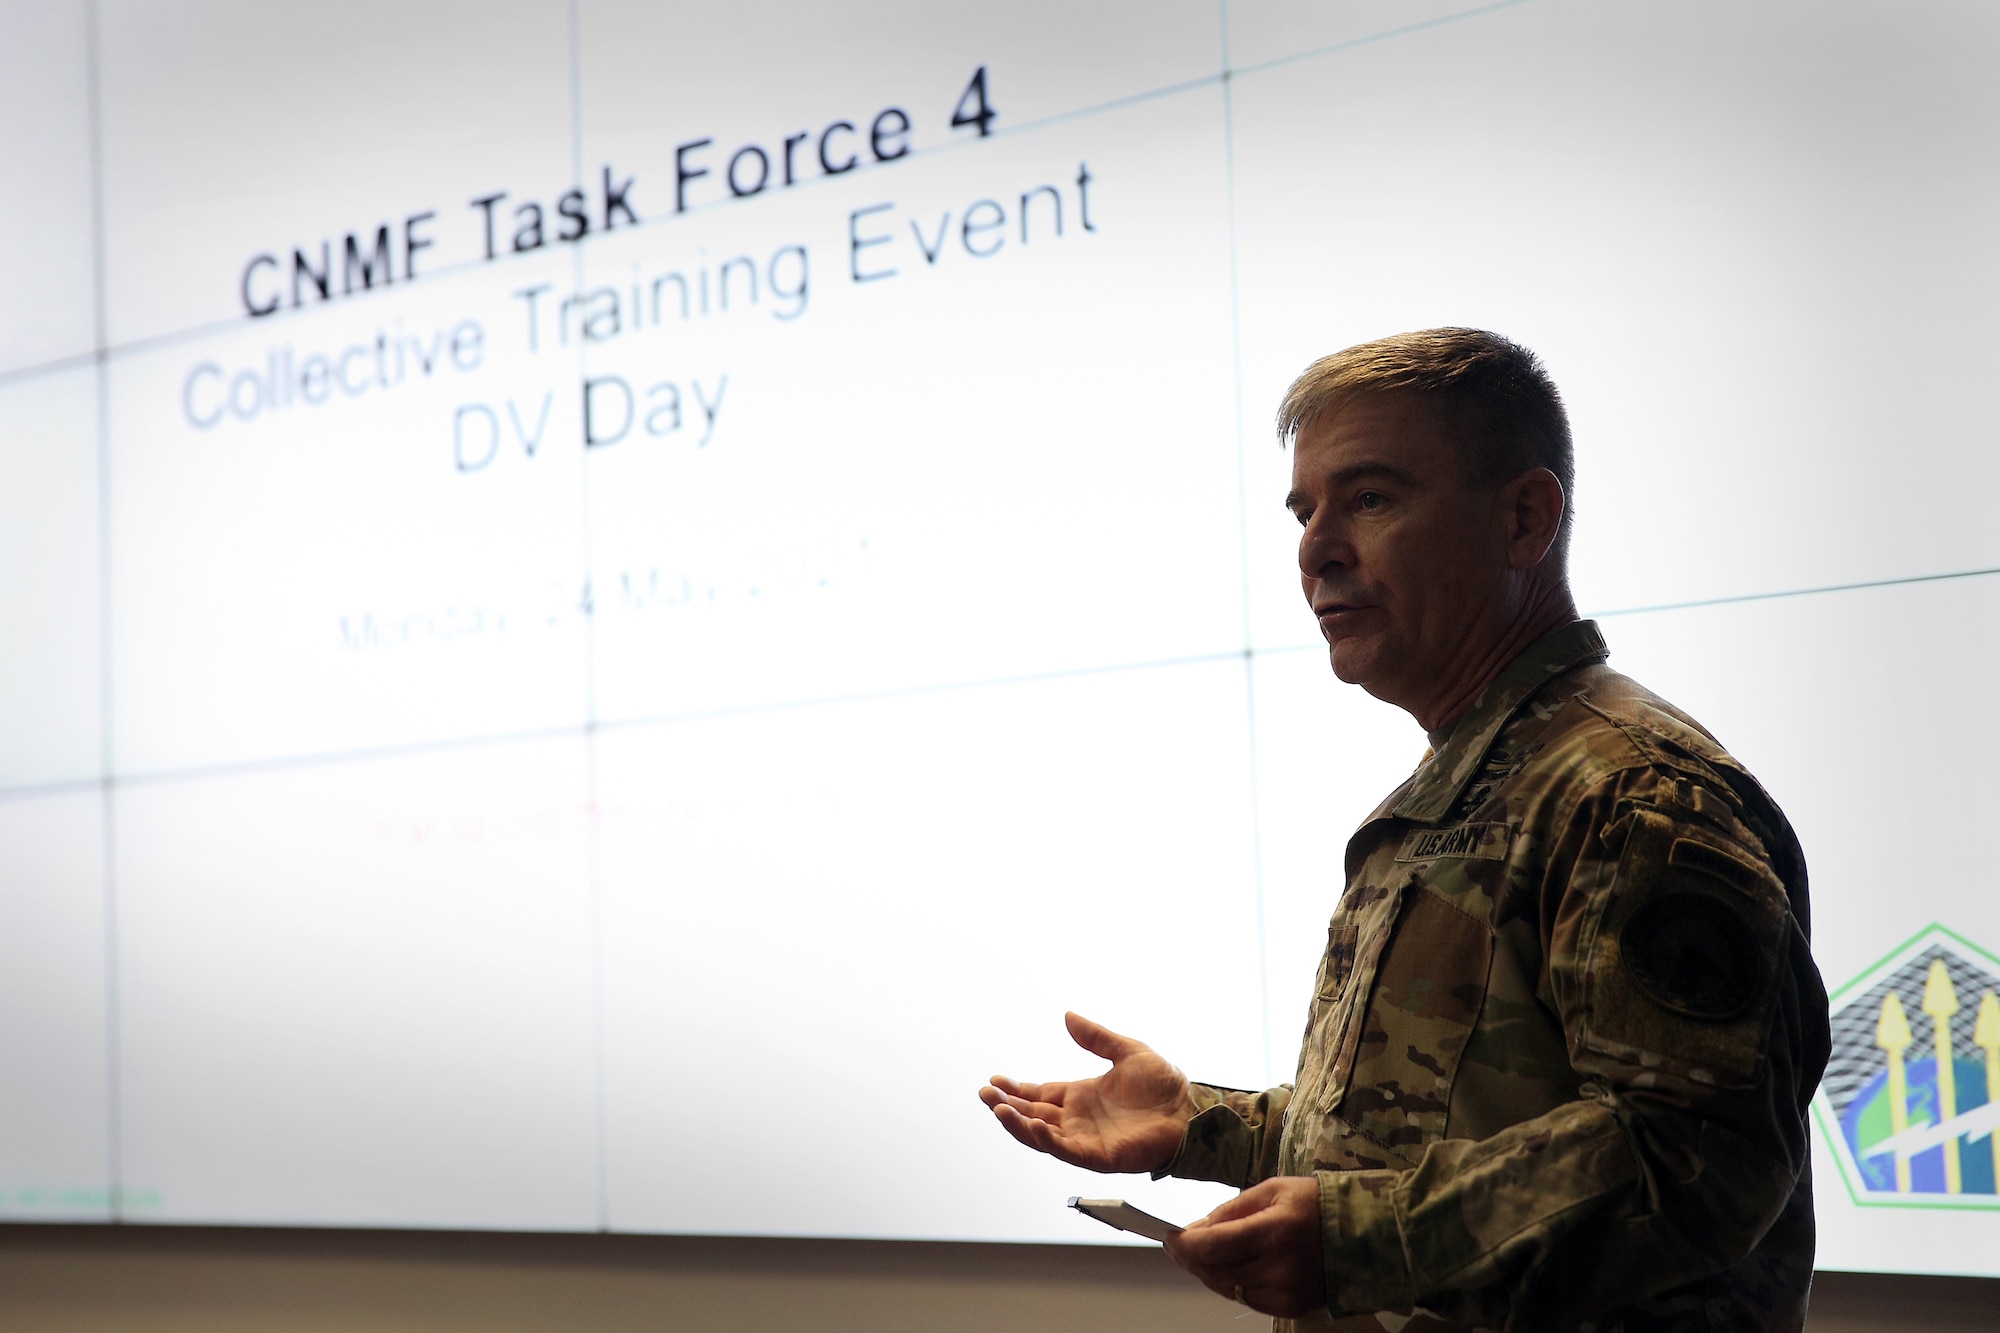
[1277,328,1575,547]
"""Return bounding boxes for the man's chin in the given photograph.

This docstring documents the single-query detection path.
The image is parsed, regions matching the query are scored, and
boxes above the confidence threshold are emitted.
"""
[1325,639,1380,687]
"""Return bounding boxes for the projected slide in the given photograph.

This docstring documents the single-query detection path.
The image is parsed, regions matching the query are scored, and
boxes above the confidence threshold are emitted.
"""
[2,0,1997,1279]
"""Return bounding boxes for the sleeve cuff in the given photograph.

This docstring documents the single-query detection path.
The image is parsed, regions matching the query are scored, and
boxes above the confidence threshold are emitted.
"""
[1319,1168,1417,1319]
[1155,1092,1254,1186]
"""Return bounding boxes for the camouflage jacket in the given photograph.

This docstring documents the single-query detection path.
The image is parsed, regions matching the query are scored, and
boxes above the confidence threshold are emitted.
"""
[1165,620,1831,1333]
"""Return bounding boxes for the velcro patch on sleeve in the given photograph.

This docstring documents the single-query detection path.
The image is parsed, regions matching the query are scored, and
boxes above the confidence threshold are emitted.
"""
[1578,809,1789,1088]
[1667,836,1764,895]
[1620,891,1762,1020]
[1396,822,1512,863]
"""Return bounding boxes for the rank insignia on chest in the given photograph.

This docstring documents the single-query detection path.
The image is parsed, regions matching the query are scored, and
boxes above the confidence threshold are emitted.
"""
[1396,822,1512,863]
[1816,923,2000,1209]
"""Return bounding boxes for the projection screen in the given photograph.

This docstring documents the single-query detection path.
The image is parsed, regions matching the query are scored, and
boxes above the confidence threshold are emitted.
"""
[1,0,1996,1279]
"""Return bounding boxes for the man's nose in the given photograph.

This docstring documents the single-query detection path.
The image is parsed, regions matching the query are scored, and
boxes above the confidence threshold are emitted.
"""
[1299,519,1351,580]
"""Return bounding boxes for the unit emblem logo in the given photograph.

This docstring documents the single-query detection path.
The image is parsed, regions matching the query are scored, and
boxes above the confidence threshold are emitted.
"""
[1815,924,2000,1208]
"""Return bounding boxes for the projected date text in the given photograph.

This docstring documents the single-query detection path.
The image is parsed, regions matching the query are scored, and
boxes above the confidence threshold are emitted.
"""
[332,539,870,654]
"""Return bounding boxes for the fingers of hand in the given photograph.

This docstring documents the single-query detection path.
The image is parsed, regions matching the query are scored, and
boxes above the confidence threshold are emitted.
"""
[1176,1177,1318,1269]
[987,1075,1062,1105]
[1172,1179,1324,1318]
[1168,1241,1299,1318]
[1172,1213,1266,1268]
[1200,1173,1301,1223]
[1176,1181,1281,1250]
[989,1102,1052,1146]
[980,1080,1072,1120]
[1164,1237,1255,1308]
[990,1104,1097,1169]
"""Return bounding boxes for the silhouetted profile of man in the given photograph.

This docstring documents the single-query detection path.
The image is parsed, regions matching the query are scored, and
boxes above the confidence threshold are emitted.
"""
[979,329,1830,1332]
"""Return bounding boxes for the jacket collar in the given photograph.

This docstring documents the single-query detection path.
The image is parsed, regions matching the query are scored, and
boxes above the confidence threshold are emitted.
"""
[1390,618,1609,825]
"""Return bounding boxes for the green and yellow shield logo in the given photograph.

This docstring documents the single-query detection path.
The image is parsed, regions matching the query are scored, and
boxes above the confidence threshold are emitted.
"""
[1816,924,2000,1207]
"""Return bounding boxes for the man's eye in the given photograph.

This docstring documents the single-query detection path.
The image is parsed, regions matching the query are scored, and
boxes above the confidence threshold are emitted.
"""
[1293,508,1312,528]
[1358,491,1385,510]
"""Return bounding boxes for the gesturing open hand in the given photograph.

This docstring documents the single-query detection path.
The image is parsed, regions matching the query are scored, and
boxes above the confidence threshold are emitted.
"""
[977,1012,1198,1175]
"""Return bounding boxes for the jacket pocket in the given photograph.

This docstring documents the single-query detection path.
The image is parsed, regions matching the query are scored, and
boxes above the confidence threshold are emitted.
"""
[1331,886,1494,1152]
[1293,881,1406,1116]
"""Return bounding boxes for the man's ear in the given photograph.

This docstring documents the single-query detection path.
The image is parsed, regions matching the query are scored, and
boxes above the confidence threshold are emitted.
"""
[1503,467,1566,570]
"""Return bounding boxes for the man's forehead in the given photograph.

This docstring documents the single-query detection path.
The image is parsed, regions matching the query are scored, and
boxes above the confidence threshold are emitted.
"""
[1290,393,1459,486]
[1297,390,1453,449]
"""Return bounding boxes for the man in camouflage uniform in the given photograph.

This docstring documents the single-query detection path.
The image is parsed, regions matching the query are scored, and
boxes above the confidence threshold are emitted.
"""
[979,329,1830,1331]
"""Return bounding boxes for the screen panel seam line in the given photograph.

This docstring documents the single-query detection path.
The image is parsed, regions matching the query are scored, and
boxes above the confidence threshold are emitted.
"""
[1217,0,1275,1087]
[1246,563,2000,661]
[23,571,2000,796]
[1226,0,1538,83]
[568,0,613,1237]
[90,650,1253,793]
[0,777,109,805]
[83,0,123,1225]
[1583,564,2000,619]
[25,556,2000,805]
[0,348,98,391]
[72,529,2000,799]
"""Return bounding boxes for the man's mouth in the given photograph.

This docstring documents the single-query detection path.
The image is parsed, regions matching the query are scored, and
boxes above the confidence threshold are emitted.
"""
[1314,602,1377,642]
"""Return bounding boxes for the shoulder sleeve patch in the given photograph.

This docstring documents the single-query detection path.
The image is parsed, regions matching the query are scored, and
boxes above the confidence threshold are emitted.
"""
[1620,891,1761,1020]
[1574,807,1791,1088]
